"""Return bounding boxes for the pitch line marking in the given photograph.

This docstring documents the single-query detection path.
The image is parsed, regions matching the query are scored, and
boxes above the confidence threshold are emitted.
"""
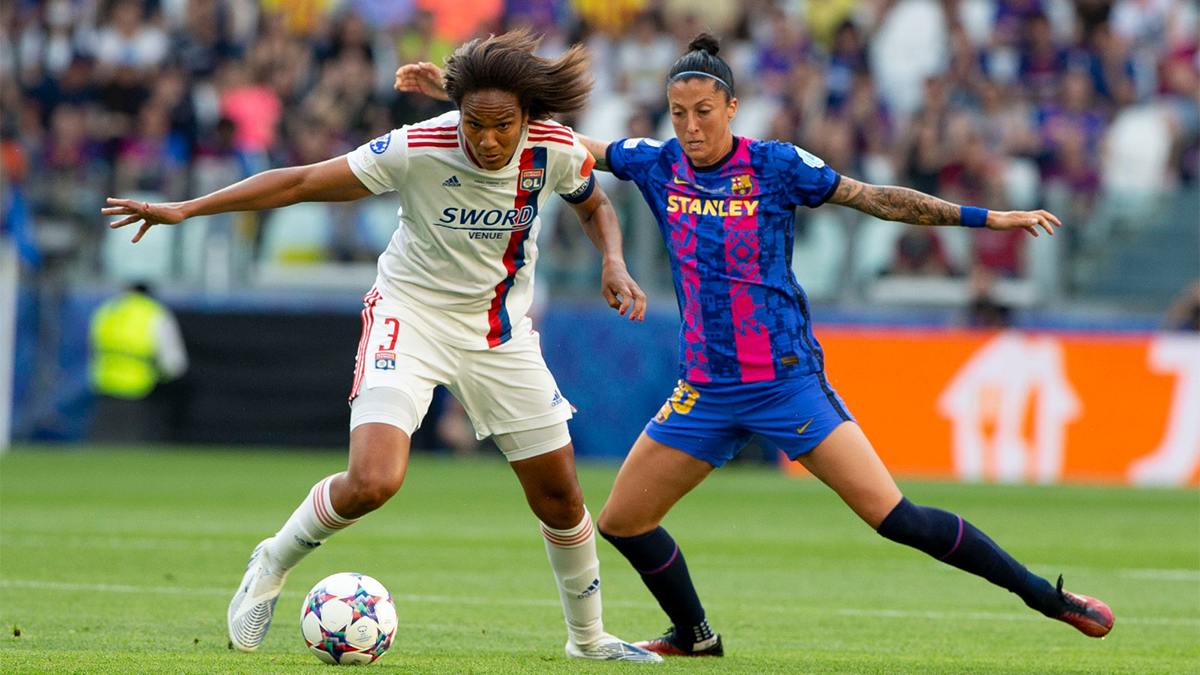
[3,533,1197,582]
[2,579,1197,628]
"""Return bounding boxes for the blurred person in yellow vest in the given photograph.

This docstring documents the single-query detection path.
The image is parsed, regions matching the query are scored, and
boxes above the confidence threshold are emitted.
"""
[89,283,189,442]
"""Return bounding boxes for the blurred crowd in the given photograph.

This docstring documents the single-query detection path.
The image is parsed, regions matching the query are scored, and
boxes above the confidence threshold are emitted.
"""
[1,0,1197,302]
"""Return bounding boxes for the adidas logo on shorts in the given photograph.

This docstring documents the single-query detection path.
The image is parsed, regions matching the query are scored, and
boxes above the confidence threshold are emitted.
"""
[442,175,461,187]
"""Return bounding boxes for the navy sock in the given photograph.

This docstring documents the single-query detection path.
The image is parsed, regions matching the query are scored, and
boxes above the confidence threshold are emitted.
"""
[599,526,713,644]
[877,497,1058,614]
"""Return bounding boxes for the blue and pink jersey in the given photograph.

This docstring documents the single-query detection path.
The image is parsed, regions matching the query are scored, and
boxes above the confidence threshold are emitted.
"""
[607,136,840,384]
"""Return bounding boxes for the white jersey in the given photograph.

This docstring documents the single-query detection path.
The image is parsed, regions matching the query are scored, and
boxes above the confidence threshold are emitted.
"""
[347,111,597,349]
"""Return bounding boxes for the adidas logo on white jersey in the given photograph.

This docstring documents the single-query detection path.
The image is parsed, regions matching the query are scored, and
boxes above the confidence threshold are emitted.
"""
[442,175,461,187]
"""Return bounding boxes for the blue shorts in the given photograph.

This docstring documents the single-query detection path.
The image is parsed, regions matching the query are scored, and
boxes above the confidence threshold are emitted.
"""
[644,374,854,468]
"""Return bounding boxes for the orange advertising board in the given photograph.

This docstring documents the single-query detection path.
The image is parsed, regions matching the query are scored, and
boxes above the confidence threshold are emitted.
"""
[782,330,1200,487]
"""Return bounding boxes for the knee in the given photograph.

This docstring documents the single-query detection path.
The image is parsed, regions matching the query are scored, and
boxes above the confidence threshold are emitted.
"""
[533,483,585,530]
[343,469,404,515]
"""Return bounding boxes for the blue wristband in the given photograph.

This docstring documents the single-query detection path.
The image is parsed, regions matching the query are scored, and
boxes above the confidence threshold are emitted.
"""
[961,206,988,228]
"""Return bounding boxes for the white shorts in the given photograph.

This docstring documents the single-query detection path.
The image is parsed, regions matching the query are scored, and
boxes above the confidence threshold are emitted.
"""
[348,288,573,443]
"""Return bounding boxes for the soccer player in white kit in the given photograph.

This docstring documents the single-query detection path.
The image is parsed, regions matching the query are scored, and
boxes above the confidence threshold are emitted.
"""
[102,30,661,662]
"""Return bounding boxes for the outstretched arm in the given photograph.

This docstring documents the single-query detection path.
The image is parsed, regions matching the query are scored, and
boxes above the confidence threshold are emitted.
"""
[827,176,1060,237]
[566,182,647,321]
[103,157,372,242]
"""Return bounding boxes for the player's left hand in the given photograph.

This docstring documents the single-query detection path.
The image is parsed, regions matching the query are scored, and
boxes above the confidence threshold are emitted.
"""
[394,62,449,101]
[986,209,1061,237]
[601,262,647,322]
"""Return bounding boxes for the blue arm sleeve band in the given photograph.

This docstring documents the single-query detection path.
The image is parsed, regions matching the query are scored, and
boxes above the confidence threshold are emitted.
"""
[961,206,989,228]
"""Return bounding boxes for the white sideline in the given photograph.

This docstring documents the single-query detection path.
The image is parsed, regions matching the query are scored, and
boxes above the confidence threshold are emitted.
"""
[2,578,1197,628]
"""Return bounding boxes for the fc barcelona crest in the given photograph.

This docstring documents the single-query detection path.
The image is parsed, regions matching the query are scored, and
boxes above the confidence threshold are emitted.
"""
[520,168,545,192]
[731,174,755,196]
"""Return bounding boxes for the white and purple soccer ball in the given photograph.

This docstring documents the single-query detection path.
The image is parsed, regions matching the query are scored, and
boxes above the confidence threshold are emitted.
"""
[301,572,398,665]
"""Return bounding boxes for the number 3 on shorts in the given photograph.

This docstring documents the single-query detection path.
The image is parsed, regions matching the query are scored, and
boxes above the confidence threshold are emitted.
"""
[379,318,400,351]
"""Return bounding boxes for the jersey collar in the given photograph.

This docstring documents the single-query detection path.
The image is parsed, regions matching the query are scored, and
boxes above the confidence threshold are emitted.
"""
[686,135,740,174]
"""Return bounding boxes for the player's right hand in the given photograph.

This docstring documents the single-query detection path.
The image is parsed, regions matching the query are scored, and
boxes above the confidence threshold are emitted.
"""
[601,262,648,322]
[102,198,188,243]
[394,62,450,101]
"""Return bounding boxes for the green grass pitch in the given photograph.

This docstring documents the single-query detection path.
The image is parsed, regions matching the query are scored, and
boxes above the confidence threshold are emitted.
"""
[1,447,1197,674]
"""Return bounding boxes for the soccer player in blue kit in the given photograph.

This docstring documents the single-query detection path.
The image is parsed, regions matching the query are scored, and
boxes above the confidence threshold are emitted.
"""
[398,32,1114,657]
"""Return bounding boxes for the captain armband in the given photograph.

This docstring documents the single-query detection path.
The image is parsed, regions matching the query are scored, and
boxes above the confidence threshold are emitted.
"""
[562,174,596,204]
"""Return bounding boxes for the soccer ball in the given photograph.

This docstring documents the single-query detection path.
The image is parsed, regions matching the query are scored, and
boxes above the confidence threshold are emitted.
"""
[301,572,398,665]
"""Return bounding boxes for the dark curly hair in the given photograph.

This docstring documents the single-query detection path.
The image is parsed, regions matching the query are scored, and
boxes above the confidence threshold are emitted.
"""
[443,29,594,120]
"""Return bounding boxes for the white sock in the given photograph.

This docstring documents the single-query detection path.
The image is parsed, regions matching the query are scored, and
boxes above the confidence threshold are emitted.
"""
[541,507,605,646]
[267,474,357,572]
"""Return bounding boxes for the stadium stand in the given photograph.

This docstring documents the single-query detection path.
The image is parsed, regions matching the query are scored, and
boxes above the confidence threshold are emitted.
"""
[2,0,1196,448]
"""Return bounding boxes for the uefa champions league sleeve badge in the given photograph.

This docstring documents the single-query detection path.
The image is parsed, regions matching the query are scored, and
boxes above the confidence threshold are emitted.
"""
[370,134,392,154]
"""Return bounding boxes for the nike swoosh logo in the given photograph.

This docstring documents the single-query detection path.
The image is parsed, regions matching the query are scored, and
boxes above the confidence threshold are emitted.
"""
[672,176,690,185]
[796,419,814,435]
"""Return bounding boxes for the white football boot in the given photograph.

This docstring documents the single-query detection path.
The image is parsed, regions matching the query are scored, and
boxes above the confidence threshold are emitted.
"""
[566,633,664,662]
[228,538,288,652]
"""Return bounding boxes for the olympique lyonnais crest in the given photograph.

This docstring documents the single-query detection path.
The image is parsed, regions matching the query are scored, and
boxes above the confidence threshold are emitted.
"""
[519,168,545,192]
[731,174,755,196]
[374,352,396,370]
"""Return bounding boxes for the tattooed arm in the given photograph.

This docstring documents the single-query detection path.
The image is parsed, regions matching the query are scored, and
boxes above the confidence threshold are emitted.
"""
[576,135,613,172]
[827,176,1060,236]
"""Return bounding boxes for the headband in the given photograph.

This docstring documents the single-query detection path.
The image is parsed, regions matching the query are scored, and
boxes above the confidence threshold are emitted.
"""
[668,70,732,93]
